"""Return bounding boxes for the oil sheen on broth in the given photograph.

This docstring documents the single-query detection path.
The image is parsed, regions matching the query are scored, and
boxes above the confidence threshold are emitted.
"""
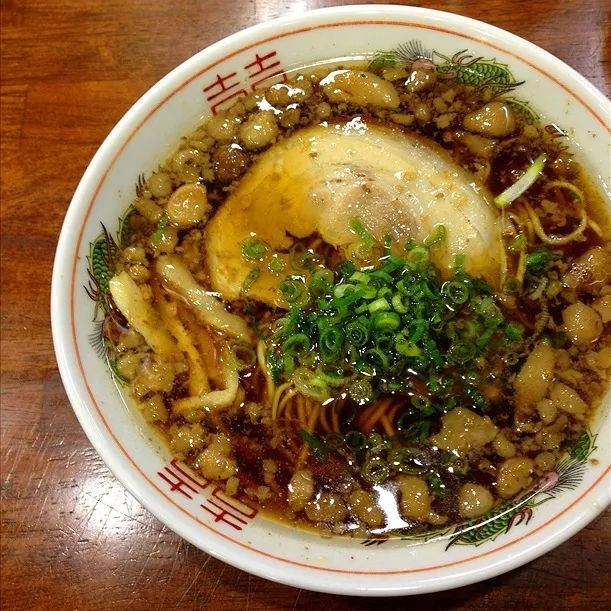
[106,61,611,538]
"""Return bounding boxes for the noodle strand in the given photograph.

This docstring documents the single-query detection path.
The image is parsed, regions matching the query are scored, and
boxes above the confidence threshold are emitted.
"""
[524,200,588,245]
[257,339,275,403]
[296,402,321,470]
[272,382,294,420]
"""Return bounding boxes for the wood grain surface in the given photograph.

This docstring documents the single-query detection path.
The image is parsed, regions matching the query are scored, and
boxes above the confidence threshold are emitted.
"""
[1,1,610,609]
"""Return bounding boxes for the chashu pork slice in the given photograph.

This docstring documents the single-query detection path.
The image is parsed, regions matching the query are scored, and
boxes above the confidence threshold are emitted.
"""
[205,118,502,308]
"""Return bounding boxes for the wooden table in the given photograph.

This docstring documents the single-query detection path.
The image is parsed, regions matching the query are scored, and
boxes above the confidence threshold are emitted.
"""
[1,1,610,609]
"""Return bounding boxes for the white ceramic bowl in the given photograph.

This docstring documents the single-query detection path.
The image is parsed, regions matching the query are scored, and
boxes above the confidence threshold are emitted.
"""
[51,4,611,596]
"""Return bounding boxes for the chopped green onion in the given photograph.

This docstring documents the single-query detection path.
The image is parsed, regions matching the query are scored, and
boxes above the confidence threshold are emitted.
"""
[367,432,391,452]
[344,343,359,364]
[505,321,525,340]
[370,270,393,283]
[346,320,369,347]
[229,344,257,370]
[388,447,428,475]
[395,334,421,357]
[356,283,377,300]
[442,281,470,304]
[242,268,261,291]
[300,351,317,368]
[363,348,389,370]
[349,271,370,284]
[268,254,286,273]
[391,292,410,314]
[280,278,305,303]
[551,330,568,349]
[508,234,527,253]
[348,378,373,403]
[476,296,494,314]
[361,457,389,484]
[385,255,406,268]
[333,283,356,298]
[397,418,431,442]
[503,278,520,294]
[406,245,429,265]
[476,327,496,349]
[376,285,393,300]
[242,236,268,261]
[383,232,392,255]
[375,330,395,352]
[448,340,476,364]
[325,432,345,450]
[526,246,557,276]
[372,311,401,332]
[354,302,369,314]
[426,473,446,498]
[357,363,375,378]
[368,298,390,314]
[462,319,482,340]
[349,216,375,249]
[332,289,365,309]
[283,333,311,355]
[293,367,330,402]
[266,348,283,384]
[407,319,428,343]
[445,455,469,475]
[464,369,480,386]
[299,429,328,462]
[335,260,356,280]
[283,354,295,376]
[319,327,344,361]
[424,224,446,246]
[299,250,324,269]
[411,395,431,410]
[467,388,489,411]
[316,365,353,388]
[311,268,334,285]
[271,315,293,338]
[288,243,307,271]
[309,279,329,297]
[345,431,367,452]
[152,216,168,244]
[420,280,439,301]
[494,153,546,208]
[396,279,412,296]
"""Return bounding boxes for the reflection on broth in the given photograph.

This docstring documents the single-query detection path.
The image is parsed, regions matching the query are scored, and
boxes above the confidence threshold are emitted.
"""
[106,61,611,539]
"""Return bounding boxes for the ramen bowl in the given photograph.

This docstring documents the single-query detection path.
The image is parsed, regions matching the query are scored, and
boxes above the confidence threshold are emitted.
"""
[51,4,610,596]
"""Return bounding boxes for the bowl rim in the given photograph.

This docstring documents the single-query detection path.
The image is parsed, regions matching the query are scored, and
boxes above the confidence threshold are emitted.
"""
[51,3,611,596]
